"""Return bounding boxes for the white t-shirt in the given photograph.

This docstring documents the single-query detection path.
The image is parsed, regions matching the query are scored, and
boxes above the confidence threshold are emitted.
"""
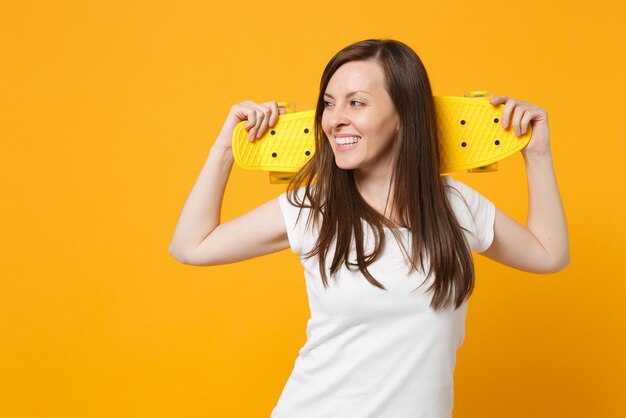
[272,176,495,418]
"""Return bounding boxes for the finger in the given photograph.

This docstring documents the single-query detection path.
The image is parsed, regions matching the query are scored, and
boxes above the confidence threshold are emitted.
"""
[501,98,517,129]
[262,101,280,127]
[249,110,264,141]
[489,95,508,105]
[511,106,525,136]
[234,102,255,130]
[254,102,273,133]
[250,106,269,139]
[243,106,256,131]
[246,110,259,141]
[521,110,533,135]
[256,107,271,139]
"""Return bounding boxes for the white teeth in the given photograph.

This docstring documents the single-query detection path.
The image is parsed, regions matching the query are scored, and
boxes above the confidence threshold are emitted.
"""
[336,136,361,145]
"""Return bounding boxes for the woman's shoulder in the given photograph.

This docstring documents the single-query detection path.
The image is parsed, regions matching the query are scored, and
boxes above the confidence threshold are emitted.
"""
[440,175,496,252]
[440,174,494,225]
[278,184,319,227]
[278,184,319,254]
[441,174,464,189]
[441,175,482,203]
[281,184,315,207]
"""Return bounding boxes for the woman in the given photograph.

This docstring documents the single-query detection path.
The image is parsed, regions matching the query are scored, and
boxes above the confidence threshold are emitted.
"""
[169,39,569,417]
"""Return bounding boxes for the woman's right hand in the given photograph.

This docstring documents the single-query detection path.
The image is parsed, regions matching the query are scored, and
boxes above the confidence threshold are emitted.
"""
[213,100,286,151]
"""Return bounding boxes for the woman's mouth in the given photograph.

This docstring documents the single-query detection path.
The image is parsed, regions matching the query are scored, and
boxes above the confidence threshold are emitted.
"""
[335,136,361,151]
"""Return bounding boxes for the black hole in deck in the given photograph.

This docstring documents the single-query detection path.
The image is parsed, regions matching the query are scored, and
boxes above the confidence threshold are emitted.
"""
[271,152,277,158]
[270,130,276,135]
[304,128,310,134]
[305,151,311,156]
[495,140,500,146]
[460,120,466,125]
[461,141,467,148]
[494,118,499,123]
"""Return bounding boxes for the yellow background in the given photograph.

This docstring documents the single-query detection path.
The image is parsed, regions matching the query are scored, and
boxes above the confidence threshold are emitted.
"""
[1,0,624,417]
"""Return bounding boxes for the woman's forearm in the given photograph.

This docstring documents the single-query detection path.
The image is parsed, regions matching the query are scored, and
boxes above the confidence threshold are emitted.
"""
[524,152,570,270]
[169,144,234,259]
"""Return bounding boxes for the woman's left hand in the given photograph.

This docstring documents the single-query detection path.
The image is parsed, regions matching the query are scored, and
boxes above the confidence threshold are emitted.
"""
[489,95,551,158]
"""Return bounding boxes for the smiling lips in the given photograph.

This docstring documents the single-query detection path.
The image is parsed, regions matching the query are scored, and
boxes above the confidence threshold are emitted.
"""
[334,136,361,151]
[335,136,361,145]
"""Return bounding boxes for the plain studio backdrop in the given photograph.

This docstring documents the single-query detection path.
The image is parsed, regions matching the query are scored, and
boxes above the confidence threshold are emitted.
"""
[1,1,624,417]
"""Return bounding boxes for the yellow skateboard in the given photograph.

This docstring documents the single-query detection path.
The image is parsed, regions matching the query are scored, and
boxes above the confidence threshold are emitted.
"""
[232,92,531,183]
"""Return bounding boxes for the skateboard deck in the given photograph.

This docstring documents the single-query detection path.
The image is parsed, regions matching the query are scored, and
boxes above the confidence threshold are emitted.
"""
[232,96,531,183]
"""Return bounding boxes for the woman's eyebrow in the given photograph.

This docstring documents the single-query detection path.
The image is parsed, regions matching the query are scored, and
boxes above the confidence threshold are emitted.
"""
[323,90,370,98]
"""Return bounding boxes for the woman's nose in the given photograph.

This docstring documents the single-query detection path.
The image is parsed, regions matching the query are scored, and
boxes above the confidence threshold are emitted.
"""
[328,106,350,127]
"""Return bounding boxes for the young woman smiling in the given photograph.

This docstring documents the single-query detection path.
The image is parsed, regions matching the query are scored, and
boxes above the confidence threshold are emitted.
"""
[169,39,569,418]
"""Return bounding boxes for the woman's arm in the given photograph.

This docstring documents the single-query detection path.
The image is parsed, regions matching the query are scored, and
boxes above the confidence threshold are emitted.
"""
[168,101,291,266]
[480,96,570,273]
[168,144,235,262]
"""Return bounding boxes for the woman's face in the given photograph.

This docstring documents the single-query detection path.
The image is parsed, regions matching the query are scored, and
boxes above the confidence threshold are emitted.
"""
[321,60,400,175]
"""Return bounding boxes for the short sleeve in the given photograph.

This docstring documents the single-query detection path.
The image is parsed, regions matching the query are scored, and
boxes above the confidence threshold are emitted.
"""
[443,176,496,253]
[278,188,308,254]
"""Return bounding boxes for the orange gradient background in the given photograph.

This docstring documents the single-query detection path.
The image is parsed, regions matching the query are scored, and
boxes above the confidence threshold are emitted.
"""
[1,1,624,417]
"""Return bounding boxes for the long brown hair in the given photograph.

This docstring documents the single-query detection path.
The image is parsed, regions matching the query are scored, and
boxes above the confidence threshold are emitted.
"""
[286,39,474,311]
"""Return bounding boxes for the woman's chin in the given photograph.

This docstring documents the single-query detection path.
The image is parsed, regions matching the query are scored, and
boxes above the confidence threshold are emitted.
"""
[333,157,359,171]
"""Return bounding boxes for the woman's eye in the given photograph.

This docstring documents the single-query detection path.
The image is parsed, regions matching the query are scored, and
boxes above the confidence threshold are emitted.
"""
[322,100,363,107]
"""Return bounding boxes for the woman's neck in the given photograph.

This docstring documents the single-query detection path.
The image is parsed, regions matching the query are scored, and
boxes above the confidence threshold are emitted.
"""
[354,168,402,225]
